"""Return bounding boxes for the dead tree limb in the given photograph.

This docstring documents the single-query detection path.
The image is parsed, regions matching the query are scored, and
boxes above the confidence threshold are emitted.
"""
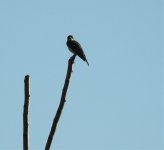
[23,75,30,150]
[45,55,76,150]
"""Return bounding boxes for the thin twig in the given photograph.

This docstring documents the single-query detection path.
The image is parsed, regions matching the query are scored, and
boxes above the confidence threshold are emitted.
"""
[23,75,30,150]
[45,55,76,150]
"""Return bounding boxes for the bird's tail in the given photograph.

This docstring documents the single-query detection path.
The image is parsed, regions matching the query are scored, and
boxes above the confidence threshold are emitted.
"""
[86,59,89,66]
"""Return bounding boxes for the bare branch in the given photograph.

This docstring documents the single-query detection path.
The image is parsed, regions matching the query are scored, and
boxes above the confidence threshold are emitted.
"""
[23,75,30,150]
[45,55,76,150]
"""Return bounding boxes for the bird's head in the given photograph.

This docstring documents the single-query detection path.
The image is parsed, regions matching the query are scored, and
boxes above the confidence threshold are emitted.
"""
[67,35,74,40]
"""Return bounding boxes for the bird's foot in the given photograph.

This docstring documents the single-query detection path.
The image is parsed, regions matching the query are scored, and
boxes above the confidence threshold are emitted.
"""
[69,54,76,64]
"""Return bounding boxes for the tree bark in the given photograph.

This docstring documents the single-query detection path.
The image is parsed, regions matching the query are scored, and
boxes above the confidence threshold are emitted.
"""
[23,75,30,150]
[45,55,76,150]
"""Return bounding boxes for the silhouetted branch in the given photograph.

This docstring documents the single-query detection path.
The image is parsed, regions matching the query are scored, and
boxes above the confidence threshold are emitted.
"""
[23,75,30,150]
[45,55,76,150]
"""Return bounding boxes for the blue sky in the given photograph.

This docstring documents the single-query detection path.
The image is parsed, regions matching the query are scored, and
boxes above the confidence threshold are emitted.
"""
[0,0,163,150]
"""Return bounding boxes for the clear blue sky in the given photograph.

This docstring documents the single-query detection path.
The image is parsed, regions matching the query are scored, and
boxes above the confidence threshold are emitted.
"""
[0,0,163,150]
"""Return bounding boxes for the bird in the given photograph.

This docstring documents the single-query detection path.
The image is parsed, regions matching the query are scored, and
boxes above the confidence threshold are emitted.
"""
[66,35,89,66]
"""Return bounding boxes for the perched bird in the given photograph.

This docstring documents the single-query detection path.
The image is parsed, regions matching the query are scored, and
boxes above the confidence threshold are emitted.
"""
[66,35,89,66]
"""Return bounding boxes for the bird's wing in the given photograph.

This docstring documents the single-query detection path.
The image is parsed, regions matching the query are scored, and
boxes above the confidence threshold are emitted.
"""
[67,40,87,60]
[67,40,82,51]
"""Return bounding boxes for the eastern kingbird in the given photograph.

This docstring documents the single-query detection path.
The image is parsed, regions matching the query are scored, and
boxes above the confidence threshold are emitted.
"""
[66,35,89,66]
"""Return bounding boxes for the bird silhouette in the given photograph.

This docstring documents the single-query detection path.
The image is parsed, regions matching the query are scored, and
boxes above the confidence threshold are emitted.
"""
[66,35,89,66]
